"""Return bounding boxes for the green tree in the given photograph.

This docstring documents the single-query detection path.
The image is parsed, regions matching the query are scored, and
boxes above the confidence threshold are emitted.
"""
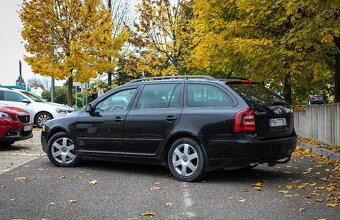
[131,0,193,75]
[190,0,339,104]
[20,0,128,106]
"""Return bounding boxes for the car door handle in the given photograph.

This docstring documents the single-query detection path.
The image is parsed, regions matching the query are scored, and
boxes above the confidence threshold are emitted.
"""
[165,115,177,122]
[114,117,124,122]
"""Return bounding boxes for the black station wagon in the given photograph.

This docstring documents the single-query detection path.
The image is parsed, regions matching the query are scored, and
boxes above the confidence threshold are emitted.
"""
[41,76,297,181]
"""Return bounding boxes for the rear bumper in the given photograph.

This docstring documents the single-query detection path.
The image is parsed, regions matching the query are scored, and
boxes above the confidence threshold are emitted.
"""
[207,135,297,170]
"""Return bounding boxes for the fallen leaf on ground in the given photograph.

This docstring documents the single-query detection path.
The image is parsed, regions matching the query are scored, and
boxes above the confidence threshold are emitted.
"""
[326,203,337,207]
[242,188,249,192]
[254,187,262,191]
[239,199,246,202]
[60,176,66,180]
[297,208,304,212]
[69,199,77,203]
[142,212,155,216]
[150,186,161,190]
[286,185,294,189]
[315,187,326,190]
[15,177,27,181]
[89,180,97,185]
[252,182,263,187]
[278,190,289,194]
[166,202,172,206]
[315,199,324,202]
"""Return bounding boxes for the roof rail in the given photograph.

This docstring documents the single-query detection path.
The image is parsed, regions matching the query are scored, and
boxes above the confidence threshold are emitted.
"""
[224,77,249,80]
[129,75,217,83]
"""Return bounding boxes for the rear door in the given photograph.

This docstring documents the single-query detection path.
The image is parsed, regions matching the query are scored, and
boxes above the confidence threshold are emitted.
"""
[228,82,294,138]
[124,83,183,155]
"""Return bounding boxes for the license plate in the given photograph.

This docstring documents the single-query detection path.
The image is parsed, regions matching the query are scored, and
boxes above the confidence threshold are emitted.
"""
[24,125,32,131]
[269,118,287,127]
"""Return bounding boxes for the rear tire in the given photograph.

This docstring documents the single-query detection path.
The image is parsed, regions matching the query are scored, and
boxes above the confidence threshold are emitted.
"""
[168,137,206,182]
[47,132,79,167]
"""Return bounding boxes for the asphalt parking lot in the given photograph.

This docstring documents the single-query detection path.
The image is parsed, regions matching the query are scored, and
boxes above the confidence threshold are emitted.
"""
[0,129,43,175]
[0,134,339,219]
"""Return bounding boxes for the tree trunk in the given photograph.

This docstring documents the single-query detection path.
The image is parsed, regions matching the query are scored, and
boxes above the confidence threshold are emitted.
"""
[108,71,112,87]
[284,73,292,105]
[335,37,340,103]
[67,76,73,107]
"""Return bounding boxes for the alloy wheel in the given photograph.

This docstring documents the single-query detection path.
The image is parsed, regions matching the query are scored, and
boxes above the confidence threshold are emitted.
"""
[37,114,51,127]
[51,137,76,165]
[172,143,198,177]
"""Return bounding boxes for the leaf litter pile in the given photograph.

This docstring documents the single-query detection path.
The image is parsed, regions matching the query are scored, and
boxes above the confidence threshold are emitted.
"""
[284,146,340,209]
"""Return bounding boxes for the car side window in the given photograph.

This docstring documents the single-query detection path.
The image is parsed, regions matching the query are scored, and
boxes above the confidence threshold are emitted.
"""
[4,91,25,102]
[95,88,137,112]
[136,84,180,109]
[187,84,233,107]
[0,91,4,100]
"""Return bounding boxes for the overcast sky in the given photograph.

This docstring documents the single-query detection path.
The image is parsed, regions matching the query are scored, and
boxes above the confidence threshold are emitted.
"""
[0,0,38,86]
[0,0,137,87]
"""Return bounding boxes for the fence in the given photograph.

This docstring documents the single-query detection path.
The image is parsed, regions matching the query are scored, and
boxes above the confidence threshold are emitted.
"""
[294,104,340,146]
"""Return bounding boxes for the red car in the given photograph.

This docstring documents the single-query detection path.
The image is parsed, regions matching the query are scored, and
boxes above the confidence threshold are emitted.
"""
[0,106,33,146]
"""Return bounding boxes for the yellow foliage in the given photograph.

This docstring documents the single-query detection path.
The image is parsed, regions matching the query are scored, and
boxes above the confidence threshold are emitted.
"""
[20,0,128,83]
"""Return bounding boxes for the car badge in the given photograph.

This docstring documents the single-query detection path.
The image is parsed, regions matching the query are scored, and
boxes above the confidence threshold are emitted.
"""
[273,107,284,115]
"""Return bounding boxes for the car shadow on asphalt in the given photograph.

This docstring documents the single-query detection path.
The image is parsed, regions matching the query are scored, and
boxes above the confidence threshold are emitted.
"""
[79,159,171,178]
[74,159,298,184]
[0,145,31,152]
[205,166,301,184]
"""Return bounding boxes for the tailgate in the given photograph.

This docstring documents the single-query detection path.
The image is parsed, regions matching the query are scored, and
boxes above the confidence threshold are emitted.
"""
[227,82,294,138]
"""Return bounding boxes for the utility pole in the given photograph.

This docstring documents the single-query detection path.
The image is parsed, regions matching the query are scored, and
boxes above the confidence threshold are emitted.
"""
[51,77,55,102]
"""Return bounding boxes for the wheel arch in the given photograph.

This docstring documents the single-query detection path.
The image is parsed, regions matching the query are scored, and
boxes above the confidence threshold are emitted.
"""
[163,132,209,171]
[47,127,71,142]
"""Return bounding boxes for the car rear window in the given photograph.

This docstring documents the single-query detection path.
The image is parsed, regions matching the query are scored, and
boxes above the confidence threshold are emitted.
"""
[227,83,287,107]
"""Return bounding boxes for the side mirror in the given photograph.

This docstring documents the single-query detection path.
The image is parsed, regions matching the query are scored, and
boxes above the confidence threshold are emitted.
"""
[85,104,92,112]
[22,99,31,104]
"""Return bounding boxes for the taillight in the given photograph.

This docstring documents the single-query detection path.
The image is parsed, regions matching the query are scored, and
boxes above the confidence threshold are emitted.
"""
[234,108,255,131]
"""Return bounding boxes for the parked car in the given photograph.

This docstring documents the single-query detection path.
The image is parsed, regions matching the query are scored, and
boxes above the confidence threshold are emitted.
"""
[0,88,74,128]
[41,76,297,182]
[308,94,328,105]
[0,105,33,146]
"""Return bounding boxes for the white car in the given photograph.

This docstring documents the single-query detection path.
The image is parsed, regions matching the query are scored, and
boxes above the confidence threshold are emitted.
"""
[0,88,74,127]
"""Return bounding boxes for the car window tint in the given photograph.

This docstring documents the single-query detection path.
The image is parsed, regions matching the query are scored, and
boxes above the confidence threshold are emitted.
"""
[169,84,182,108]
[228,83,287,107]
[0,91,4,100]
[136,84,178,109]
[4,91,25,102]
[187,84,233,107]
[96,88,137,112]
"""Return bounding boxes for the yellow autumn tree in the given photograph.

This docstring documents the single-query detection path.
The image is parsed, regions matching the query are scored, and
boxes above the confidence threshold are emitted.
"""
[190,0,340,104]
[20,0,128,106]
[131,0,193,76]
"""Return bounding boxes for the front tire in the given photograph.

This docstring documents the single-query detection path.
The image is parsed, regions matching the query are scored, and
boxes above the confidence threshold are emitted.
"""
[35,112,53,128]
[168,137,206,182]
[47,132,79,167]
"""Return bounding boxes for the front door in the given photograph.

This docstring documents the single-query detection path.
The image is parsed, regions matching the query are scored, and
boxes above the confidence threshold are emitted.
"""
[75,88,137,154]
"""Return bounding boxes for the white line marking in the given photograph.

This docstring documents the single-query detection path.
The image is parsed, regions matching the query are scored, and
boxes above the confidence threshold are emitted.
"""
[182,182,196,218]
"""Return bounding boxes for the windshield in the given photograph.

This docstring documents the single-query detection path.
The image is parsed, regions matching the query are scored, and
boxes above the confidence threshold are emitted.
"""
[228,83,287,107]
[20,91,45,102]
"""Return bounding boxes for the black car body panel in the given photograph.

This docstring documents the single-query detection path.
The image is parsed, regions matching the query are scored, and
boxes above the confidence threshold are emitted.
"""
[41,77,297,174]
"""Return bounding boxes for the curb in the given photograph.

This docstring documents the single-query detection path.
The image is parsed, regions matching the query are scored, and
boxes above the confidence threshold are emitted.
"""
[297,141,340,161]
